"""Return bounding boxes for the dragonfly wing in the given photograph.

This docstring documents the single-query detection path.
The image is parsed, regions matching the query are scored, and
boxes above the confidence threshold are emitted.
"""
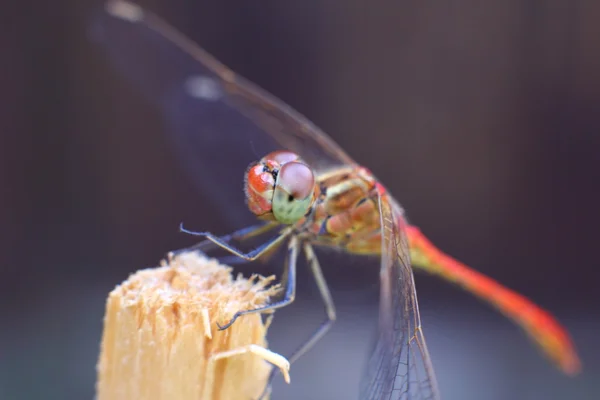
[90,1,357,228]
[360,190,440,400]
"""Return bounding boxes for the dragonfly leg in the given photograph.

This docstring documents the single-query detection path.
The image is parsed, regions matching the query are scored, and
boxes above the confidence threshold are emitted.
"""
[177,222,290,261]
[169,222,279,257]
[217,235,299,330]
[290,243,336,363]
[259,242,336,398]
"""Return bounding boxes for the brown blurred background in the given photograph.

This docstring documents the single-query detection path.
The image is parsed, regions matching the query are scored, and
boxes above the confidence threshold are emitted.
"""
[1,1,599,399]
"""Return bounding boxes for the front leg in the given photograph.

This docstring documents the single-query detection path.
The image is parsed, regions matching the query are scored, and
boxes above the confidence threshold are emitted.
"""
[169,222,280,259]
[217,235,299,330]
[174,223,289,262]
[258,242,336,400]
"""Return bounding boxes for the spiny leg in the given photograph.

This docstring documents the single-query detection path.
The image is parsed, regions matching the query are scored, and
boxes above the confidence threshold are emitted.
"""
[259,242,336,399]
[217,235,299,331]
[177,223,290,262]
[175,224,300,397]
[169,222,280,258]
[291,243,336,363]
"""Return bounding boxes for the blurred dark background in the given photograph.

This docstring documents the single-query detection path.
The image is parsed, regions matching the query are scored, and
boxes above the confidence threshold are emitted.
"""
[1,1,599,399]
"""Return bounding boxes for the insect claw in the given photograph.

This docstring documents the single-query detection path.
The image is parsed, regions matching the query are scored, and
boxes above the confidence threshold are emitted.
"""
[179,223,206,237]
[217,312,241,330]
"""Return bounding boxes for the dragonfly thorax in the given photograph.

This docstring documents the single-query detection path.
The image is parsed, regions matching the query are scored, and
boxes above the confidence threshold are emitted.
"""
[300,166,384,255]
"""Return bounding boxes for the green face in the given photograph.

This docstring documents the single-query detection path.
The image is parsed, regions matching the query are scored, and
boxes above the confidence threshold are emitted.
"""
[271,161,315,224]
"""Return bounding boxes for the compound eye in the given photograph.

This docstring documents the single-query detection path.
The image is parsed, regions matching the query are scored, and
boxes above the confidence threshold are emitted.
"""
[244,163,276,218]
[278,162,315,200]
[272,161,315,224]
[263,150,300,166]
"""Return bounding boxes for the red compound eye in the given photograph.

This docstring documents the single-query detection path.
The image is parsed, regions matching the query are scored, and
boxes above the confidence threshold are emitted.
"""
[244,163,275,217]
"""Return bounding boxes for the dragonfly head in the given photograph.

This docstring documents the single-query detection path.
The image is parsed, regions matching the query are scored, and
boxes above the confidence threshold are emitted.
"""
[244,150,316,225]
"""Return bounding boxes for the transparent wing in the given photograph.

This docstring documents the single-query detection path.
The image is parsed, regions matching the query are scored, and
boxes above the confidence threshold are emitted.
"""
[89,0,357,228]
[360,189,440,400]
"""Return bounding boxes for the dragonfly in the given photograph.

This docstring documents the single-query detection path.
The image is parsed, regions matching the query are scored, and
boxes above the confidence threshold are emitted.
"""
[91,1,582,399]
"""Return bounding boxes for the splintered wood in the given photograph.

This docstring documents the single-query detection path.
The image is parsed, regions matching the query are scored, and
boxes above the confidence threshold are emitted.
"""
[96,252,289,400]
